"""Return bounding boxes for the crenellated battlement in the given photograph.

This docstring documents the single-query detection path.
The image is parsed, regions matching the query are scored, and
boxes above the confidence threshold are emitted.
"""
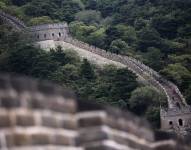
[161,107,191,117]
[0,10,26,30]
[30,23,68,31]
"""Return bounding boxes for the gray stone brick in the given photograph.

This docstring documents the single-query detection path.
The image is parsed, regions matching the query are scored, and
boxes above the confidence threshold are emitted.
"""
[78,116,104,128]
[15,114,35,126]
[31,133,50,145]
[76,128,108,146]
[0,97,21,108]
[0,113,11,127]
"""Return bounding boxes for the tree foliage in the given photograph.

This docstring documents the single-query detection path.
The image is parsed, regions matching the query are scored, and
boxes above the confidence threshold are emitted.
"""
[75,10,102,24]
[129,86,167,127]
[28,16,55,26]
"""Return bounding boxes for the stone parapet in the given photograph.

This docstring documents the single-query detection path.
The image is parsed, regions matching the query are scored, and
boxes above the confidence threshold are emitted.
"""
[0,74,189,150]
[30,23,68,31]
[161,107,191,117]
[0,10,26,30]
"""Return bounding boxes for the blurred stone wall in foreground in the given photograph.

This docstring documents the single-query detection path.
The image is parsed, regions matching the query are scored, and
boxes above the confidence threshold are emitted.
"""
[0,74,189,150]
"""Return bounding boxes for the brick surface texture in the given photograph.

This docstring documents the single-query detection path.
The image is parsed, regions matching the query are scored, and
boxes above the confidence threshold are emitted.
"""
[0,74,190,150]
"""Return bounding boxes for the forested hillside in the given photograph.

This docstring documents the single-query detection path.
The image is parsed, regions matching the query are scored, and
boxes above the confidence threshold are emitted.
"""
[0,0,190,128]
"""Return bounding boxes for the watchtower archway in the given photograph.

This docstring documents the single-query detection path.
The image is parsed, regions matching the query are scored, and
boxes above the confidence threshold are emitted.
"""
[178,119,183,126]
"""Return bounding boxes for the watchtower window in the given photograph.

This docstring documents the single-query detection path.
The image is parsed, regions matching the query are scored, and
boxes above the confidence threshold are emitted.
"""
[44,34,46,38]
[169,121,173,125]
[59,32,61,37]
[178,119,183,126]
[37,35,39,39]
[52,33,55,37]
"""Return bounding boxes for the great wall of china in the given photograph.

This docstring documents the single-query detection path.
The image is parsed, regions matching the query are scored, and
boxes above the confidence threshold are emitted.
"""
[0,10,191,137]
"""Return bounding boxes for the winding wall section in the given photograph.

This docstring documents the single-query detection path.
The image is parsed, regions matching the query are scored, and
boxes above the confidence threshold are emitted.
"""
[0,11,26,30]
[0,10,191,135]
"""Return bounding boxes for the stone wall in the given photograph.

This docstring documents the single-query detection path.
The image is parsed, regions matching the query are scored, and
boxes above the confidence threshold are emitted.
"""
[63,37,187,108]
[0,74,189,150]
[0,10,26,30]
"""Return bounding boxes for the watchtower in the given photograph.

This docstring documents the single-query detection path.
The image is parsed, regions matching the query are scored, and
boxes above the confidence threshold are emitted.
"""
[30,23,69,41]
[161,105,191,136]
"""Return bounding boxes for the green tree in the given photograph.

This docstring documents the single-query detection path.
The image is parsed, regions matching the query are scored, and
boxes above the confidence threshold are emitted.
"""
[110,68,138,102]
[96,0,116,17]
[23,0,58,18]
[178,24,191,38]
[49,64,80,87]
[134,18,148,30]
[144,47,163,70]
[129,86,166,115]
[160,63,191,89]
[137,27,162,51]
[11,0,32,6]
[152,15,179,39]
[93,66,138,109]
[146,107,160,128]
[0,1,6,9]
[0,44,59,78]
[168,54,191,71]
[28,16,55,26]
[75,10,102,24]
[80,59,95,80]
[105,26,121,47]
[50,46,80,66]
[88,27,106,48]
[110,39,129,54]
[115,24,137,46]
[129,85,167,128]
[85,0,97,9]
[69,21,97,41]
[55,0,84,22]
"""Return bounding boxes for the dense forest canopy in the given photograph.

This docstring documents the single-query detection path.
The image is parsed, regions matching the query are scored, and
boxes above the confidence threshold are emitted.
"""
[0,0,190,128]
